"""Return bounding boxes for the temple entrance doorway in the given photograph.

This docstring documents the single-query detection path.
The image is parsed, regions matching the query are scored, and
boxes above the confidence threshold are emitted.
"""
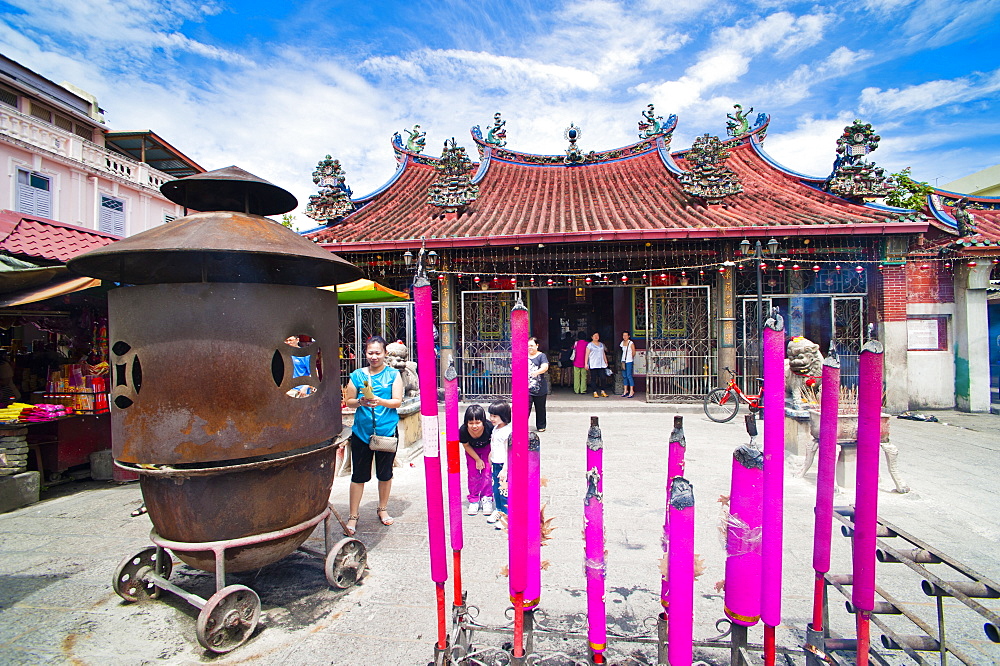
[543,287,615,395]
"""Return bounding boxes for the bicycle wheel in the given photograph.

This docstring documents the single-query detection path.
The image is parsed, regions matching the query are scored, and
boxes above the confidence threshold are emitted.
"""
[704,388,740,423]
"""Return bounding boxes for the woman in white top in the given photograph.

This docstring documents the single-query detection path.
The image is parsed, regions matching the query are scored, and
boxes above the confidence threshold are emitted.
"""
[585,332,608,398]
[619,331,636,398]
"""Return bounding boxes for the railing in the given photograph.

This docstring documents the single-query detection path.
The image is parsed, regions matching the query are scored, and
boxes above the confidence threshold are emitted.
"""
[815,508,1000,665]
[0,106,173,190]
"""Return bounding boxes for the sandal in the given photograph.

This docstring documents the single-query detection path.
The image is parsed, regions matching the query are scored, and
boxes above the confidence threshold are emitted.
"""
[344,514,359,537]
[376,506,394,526]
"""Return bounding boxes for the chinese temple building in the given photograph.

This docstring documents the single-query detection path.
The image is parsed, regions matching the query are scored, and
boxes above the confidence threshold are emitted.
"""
[304,109,999,412]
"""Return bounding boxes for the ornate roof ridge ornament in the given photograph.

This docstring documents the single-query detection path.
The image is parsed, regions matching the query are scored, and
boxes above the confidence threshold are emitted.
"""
[404,124,427,153]
[564,123,586,165]
[678,134,742,204]
[826,119,892,200]
[427,137,479,213]
[638,103,667,138]
[953,197,978,237]
[726,104,754,137]
[485,112,507,148]
[304,155,355,226]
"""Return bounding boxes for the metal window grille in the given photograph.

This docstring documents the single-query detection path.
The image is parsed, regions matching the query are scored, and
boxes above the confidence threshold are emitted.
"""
[644,286,713,402]
[459,289,521,401]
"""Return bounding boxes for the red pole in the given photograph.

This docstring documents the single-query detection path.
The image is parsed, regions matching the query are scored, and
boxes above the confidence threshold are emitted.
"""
[764,624,776,665]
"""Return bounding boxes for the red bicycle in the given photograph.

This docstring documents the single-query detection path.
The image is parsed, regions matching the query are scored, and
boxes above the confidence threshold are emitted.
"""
[703,367,763,423]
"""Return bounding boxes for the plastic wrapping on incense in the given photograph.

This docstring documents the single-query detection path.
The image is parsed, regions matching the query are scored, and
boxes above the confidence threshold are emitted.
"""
[661,416,686,613]
[525,431,541,610]
[444,359,463,602]
[413,273,447,585]
[724,443,763,627]
[584,416,607,658]
[811,346,840,630]
[853,335,884,666]
[667,477,695,666]
[508,299,529,600]
[761,310,786,631]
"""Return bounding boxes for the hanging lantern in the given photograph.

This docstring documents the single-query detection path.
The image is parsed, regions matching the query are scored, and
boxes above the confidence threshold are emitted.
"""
[760,262,767,271]
[699,269,705,276]
[738,263,744,271]
[878,264,884,271]
[493,276,500,283]
[510,277,517,285]
[718,266,726,273]
[660,273,667,280]
[457,272,463,279]
[855,265,864,274]
[681,270,687,277]
[792,264,800,271]
[992,258,999,264]
[812,264,820,273]
[835,264,842,271]
[530,277,535,284]
[621,275,628,283]
[777,263,785,271]
[944,262,952,269]
[920,263,930,270]
[585,276,593,284]
[547,278,554,286]
[967,260,978,268]
[474,276,481,283]
[438,274,445,281]
[642,273,648,280]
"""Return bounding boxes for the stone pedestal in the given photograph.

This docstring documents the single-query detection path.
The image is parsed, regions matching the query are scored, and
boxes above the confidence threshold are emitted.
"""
[0,471,39,513]
[784,413,812,456]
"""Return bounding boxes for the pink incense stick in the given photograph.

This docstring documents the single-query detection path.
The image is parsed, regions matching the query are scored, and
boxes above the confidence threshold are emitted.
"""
[667,476,695,666]
[509,298,530,657]
[444,359,463,604]
[724,443,763,627]
[584,416,607,661]
[525,431,542,610]
[413,268,448,650]
[853,334,884,666]
[761,309,785,662]
[811,347,840,631]
[661,416,686,614]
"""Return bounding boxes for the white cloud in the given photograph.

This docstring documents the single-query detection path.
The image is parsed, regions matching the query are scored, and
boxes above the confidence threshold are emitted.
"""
[758,46,873,106]
[859,68,1000,114]
[762,114,858,177]
[0,0,246,67]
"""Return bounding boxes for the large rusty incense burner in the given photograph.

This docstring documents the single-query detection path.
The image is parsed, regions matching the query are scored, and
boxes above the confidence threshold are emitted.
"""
[68,166,364,652]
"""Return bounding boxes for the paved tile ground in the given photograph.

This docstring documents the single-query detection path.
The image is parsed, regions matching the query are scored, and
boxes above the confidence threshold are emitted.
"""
[1,400,999,665]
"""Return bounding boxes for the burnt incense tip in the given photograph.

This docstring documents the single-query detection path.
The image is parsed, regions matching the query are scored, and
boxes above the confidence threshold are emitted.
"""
[587,419,603,450]
[668,425,687,447]
[734,444,764,470]
[528,431,540,452]
[861,335,884,354]
[444,358,457,382]
[669,477,694,509]
[512,294,527,311]
[413,270,430,289]
[744,413,758,437]
[823,341,841,369]
[764,306,784,332]
[673,415,683,429]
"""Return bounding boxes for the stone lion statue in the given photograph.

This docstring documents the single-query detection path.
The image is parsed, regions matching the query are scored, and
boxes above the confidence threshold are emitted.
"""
[785,336,823,412]
[385,341,419,398]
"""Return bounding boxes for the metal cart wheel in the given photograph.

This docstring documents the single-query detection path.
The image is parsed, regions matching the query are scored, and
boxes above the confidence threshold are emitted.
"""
[113,547,173,602]
[325,537,367,589]
[196,584,261,653]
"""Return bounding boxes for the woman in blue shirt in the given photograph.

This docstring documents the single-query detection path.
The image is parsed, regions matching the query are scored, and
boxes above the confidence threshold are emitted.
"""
[343,335,404,536]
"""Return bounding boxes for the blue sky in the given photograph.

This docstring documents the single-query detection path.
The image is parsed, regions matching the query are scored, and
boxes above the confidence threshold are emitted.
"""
[2,0,999,227]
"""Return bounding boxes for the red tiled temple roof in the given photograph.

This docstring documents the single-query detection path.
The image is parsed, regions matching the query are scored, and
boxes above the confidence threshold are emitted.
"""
[306,131,926,250]
[921,192,1000,253]
[0,210,120,263]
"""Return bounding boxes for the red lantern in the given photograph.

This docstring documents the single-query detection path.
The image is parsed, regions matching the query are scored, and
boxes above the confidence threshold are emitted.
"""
[812,264,820,273]
[585,277,593,284]
[457,273,463,279]
[438,274,445,280]
[718,266,726,273]
[699,269,705,276]
[510,277,517,284]
[968,260,978,268]
[530,277,535,284]
[878,264,884,271]
[620,275,628,283]
[792,264,800,271]
[760,262,767,271]
[474,276,481,283]
[855,265,864,274]
[835,264,842,271]
[547,278,554,286]
[777,264,785,271]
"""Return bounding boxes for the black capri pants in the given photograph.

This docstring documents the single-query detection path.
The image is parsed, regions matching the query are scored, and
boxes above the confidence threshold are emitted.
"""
[350,432,396,483]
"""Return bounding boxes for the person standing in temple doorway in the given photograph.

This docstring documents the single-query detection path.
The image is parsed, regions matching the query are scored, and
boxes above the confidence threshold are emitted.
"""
[571,334,589,394]
[585,332,609,398]
[619,331,636,398]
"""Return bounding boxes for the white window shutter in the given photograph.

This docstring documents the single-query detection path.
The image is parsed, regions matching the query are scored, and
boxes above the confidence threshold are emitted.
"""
[100,196,126,236]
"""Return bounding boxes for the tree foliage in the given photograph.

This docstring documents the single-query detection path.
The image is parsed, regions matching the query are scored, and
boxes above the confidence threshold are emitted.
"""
[885,168,933,210]
[280,213,296,229]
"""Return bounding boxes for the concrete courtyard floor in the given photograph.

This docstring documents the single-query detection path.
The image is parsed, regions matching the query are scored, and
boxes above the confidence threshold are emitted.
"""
[1,396,1000,665]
